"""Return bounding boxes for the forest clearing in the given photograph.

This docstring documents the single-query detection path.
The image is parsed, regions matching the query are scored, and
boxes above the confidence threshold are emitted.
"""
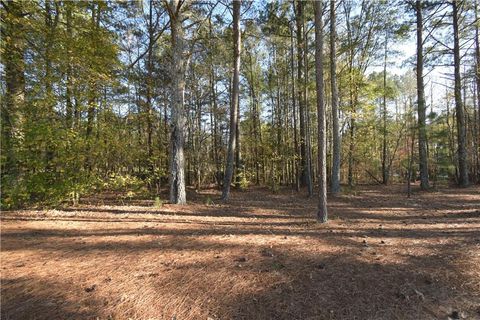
[1,185,480,319]
[2,0,480,318]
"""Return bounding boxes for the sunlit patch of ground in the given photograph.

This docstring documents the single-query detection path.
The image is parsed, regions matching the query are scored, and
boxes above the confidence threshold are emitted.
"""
[1,184,479,319]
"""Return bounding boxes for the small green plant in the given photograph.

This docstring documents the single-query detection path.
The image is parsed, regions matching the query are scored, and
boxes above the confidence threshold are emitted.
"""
[236,171,249,191]
[343,186,358,196]
[271,182,279,194]
[70,191,80,206]
[154,196,163,208]
[105,174,143,192]
[205,196,214,206]
[271,262,285,271]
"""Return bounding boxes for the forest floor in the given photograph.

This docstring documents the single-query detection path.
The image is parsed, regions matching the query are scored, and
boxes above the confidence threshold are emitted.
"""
[1,184,480,320]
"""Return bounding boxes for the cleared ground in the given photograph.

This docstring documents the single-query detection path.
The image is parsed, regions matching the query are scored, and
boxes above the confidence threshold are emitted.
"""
[1,184,479,320]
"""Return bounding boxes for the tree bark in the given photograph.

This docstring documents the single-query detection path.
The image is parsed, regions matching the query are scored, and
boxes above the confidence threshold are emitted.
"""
[209,68,221,185]
[294,0,309,189]
[315,0,327,222]
[415,0,430,190]
[304,19,313,197]
[235,95,241,188]
[1,0,25,178]
[330,0,341,194]
[44,1,59,171]
[246,51,260,185]
[168,0,188,204]
[475,0,480,183]
[348,115,355,187]
[452,0,468,186]
[146,0,155,165]
[65,2,74,129]
[222,0,241,201]
[85,2,98,171]
[290,24,300,191]
[382,31,389,184]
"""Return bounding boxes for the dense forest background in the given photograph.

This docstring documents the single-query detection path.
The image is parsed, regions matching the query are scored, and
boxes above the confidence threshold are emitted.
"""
[1,0,479,209]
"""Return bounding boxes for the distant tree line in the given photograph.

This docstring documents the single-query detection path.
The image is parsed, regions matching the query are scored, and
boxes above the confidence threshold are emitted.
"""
[1,0,479,209]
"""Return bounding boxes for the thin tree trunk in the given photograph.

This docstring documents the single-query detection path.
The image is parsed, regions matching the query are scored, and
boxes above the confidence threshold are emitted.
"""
[65,2,73,129]
[295,0,308,188]
[235,96,241,188]
[196,98,202,190]
[315,0,327,222]
[44,1,59,171]
[415,0,430,190]
[1,0,25,178]
[247,52,260,185]
[382,31,389,184]
[210,68,221,185]
[330,0,341,194]
[290,25,300,191]
[222,0,241,201]
[408,127,415,198]
[345,3,356,188]
[85,3,98,171]
[348,116,355,187]
[304,23,313,197]
[475,0,480,183]
[452,0,468,186]
[146,0,155,166]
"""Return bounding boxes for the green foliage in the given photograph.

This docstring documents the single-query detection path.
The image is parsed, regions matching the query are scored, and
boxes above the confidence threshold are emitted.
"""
[1,170,92,209]
[71,191,80,206]
[205,196,214,206]
[342,186,359,196]
[1,0,476,207]
[236,171,249,191]
[104,174,143,192]
[154,196,163,208]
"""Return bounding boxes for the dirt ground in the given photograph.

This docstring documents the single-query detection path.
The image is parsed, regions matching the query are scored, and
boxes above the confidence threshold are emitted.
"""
[1,184,479,320]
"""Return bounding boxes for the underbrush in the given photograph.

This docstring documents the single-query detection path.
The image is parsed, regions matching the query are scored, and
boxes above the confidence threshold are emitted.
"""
[0,172,152,210]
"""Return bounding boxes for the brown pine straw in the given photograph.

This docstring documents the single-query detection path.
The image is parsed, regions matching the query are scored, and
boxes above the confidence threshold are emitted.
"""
[1,184,479,319]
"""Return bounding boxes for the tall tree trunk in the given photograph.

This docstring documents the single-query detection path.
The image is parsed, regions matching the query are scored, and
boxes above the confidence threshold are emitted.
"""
[209,68,221,185]
[65,2,74,129]
[408,117,415,198]
[168,0,187,204]
[290,24,300,191]
[345,2,356,188]
[475,0,480,183]
[44,1,59,171]
[415,0,430,190]
[382,32,389,184]
[195,96,202,190]
[304,20,313,197]
[295,0,309,188]
[246,51,260,185]
[452,0,468,186]
[222,0,241,201]
[235,96,241,188]
[1,0,25,178]
[348,116,355,187]
[85,2,98,171]
[315,0,327,222]
[146,0,155,167]
[330,0,341,194]
[44,1,54,104]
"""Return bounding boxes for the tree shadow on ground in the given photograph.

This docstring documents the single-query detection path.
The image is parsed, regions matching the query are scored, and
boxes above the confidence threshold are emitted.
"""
[214,250,478,319]
[1,185,479,319]
[4,232,477,319]
[1,276,101,320]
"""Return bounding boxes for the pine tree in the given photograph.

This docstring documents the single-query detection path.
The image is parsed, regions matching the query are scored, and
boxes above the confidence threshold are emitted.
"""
[222,0,242,201]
